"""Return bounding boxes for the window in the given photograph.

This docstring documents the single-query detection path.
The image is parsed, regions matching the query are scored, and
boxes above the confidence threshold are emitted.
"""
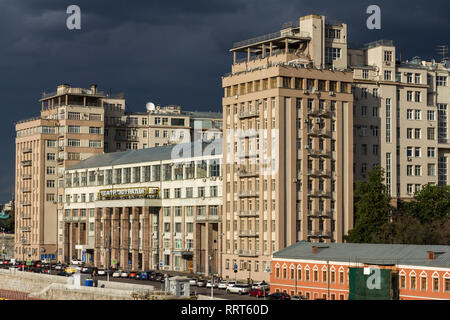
[384,70,392,81]
[411,276,417,289]
[89,140,102,148]
[436,76,447,86]
[433,277,439,291]
[362,70,369,79]
[407,109,413,120]
[68,125,80,133]
[89,127,101,134]
[325,47,341,63]
[400,275,406,289]
[427,128,435,140]
[47,153,56,161]
[68,139,80,147]
[428,147,435,158]
[46,180,55,188]
[421,276,427,291]
[46,167,56,175]
[428,164,436,176]
[384,51,392,62]
[427,110,435,121]
[415,74,421,84]
[339,271,344,284]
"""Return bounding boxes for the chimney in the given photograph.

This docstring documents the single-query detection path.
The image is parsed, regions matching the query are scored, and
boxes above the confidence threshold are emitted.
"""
[427,251,435,260]
[312,246,318,254]
[90,84,98,94]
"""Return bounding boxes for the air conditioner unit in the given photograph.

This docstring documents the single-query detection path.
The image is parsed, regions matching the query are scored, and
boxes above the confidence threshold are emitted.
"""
[315,119,321,124]
[329,91,335,96]
[305,119,309,123]
[407,157,412,162]
[303,90,309,94]
[202,178,207,182]
[305,146,310,150]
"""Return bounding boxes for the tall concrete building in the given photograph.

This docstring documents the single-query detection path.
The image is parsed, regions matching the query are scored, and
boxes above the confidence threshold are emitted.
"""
[221,14,354,282]
[14,84,222,262]
[349,41,450,201]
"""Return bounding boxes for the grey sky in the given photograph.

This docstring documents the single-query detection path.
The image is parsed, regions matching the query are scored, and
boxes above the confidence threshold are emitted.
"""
[0,0,448,202]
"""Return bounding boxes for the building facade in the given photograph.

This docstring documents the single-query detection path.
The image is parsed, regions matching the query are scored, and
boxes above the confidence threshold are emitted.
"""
[221,14,354,282]
[14,84,222,262]
[349,42,450,201]
[270,242,450,300]
[62,140,222,275]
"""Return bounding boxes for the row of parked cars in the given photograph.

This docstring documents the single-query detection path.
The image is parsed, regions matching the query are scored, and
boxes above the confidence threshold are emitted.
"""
[189,278,271,297]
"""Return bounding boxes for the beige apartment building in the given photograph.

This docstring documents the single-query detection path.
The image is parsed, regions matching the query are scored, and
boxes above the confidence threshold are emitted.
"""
[221,14,354,282]
[14,84,222,262]
[349,41,450,201]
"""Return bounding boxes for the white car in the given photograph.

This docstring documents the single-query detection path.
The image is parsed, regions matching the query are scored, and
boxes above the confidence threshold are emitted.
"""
[252,281,270,291]
[225,281,236,289]
[97,269,106,276]
[112,270,121,278]
[120,271,129,278]
[189,278,198,286]
[196,279,207,287]
[71,259,83,265]
[218,281,228,289]
[226,284,250,295]
[9,266,19,271]
[206,280,218,288]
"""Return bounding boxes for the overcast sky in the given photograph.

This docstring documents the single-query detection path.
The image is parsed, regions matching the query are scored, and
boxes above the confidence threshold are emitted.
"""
[0,0,448,203]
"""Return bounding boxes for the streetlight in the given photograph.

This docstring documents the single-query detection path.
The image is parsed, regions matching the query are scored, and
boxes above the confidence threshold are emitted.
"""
[21,234,25,271]
[209,253,214,299]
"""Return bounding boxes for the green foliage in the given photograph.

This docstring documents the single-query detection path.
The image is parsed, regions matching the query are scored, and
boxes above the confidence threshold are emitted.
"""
[405,184,450,224]
[344,166,391,243]
[345,168,450,245]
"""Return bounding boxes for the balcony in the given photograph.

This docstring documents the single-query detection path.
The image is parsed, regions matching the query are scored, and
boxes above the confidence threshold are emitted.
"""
[63,216,86,223]
[308,169,332,177]
[308,190,332,198]
[21,226,31,232]
[22,189,32,193]
[238,230,259,237]
[307,108,333,118]
[115,135,139,142]
[238,250,260,257]
[308,231,332,238]
[238,152,259,159]
[21,214,31,219]
[195,215,221,223]
[239,111,260,119]
[307,128,332,138]
[238,170,259,178]
[172,248,194,256]
[438,138,450,145]
[22,148,32,154]
[239,191,259,198]
[308,149,332,158]
[22,202,32,207]
[21,160,32,167]
[238,131,260,139]
[22,175,32,180]
[237,211,259,218]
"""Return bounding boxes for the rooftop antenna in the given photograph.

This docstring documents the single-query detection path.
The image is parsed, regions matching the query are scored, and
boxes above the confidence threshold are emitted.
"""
[436,45,448,62]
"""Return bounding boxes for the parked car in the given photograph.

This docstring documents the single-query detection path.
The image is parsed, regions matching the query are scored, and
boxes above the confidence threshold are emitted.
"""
[120,271,129,278]
[112,270,121,278]
[129,271,138,278]
[97,269,106,276]
[54,264,63,270]
[196,279,207,287]
[252,281,270,291]
[56,271,68,276]
[225,281,236,289]
[154,273,164,282]
[218,281,228,289]
[206,280,218,288]
[9,266,19,271]
[189,278,198,286]
[139,271,149,280]
[249,288,267,298]
[292,295,307,300]
[268,292,291,300]
[226,284,250,295]
[71,258,84,265]
[64,266,77,274]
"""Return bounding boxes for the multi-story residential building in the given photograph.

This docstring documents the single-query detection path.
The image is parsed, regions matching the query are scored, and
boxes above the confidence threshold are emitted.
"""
[15,84,124,261]
[271,241,450,300]
[62,140,222,274]
[14,84,222,263]
[349,41,450,201]
[104,104,222,152]
[221,14,354,282]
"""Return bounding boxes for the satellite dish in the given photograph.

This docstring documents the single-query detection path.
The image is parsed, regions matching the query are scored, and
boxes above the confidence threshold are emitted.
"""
[146,102,156,112]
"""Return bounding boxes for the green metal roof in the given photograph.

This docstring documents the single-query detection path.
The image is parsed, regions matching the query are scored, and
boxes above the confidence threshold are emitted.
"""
[68,139,222,171]
[273,242,450,268]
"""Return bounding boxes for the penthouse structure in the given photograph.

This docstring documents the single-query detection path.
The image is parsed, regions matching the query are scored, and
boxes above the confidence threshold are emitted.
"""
[61,140,222,274]
[221,14,354,282]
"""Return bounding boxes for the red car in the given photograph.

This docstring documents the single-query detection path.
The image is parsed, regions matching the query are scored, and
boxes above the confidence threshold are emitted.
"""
[249,288,266,298]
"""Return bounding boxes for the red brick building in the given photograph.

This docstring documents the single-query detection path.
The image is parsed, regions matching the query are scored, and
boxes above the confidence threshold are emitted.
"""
[270,242,450,300]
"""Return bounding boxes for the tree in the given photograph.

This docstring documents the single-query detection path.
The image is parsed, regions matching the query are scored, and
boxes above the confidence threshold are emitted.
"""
[405,184,450,224]
[344,166,391,243]
[344,167,391,243]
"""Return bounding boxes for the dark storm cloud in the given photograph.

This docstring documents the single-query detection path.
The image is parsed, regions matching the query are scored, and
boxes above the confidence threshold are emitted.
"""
[0,0,449,202]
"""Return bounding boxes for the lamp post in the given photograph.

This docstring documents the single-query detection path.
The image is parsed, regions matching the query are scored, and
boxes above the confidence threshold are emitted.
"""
[21,234,25,271]
[209,253,214,299]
